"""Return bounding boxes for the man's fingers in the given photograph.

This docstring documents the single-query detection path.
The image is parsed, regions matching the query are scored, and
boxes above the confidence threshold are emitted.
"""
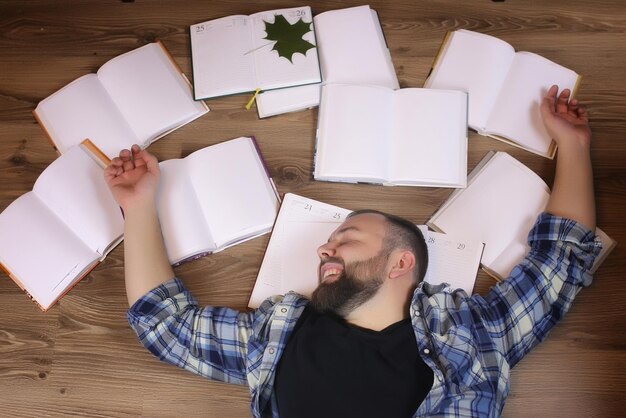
[144,152,160,175]
[134,147,159,174]
[134,156,147,168]
[578,106,589,122]
[110,157,123,167]
[122,160,135,171]
[556,88,571,114]
[119,149,135,171]
[546,85,558,104]
[119,148,132,160]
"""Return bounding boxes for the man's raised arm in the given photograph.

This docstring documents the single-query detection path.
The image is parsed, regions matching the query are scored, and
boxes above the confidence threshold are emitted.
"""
[104,145,175,306]
[541,85,596,230]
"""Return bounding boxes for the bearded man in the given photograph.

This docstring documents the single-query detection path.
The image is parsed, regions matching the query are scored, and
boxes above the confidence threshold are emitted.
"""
[106,86,600,417]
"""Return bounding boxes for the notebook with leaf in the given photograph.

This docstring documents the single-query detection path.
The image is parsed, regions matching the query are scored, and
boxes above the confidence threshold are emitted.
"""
[255,5,398,118]
[190,6,321,100]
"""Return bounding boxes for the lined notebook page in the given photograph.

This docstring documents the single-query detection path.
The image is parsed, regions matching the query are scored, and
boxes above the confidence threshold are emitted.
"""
[249,193,350,308]
[419,227,484,294]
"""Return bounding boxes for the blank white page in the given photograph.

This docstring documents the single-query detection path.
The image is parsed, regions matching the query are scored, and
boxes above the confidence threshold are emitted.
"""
[157,159,216,264]
[0,193,97,310]
[315,84,390,181]
[33,146,124,256]
[429,152,549,274]
[252,7,321,90]
[486,52,579,156]
[190,16,256,98]
[315,5,398,87]
[186,137,279,247]
[34,74,136,157]
[256,83,321,118]
[426,30,515,130]
[389,88,467,186]
[98,43,207,143]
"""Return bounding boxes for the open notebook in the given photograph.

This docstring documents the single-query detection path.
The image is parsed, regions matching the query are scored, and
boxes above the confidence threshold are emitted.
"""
[33,42,209,158]
[428,151,616,280]
[157,137,280,265]
[424,30,580,158]
[190,6,321,100]
[314,84,468,188]
[0,137,281,310]
[0,143,124,311]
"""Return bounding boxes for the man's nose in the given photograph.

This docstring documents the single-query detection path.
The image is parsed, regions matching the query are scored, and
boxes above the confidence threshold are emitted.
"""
[317,242,336,259]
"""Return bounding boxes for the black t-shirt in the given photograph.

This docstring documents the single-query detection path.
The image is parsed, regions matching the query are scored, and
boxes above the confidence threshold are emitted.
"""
[275,305,434,418]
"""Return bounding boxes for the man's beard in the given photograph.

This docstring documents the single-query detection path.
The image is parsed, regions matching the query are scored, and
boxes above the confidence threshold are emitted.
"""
[309,251,388,318]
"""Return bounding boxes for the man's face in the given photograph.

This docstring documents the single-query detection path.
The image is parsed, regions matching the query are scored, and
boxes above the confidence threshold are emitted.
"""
[310,213,390,317]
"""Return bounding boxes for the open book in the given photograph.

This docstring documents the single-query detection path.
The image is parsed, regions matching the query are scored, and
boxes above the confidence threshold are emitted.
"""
[314,84,468,188]
[33,42,209,158]
[0,142,124,311]
[256,5,398,118]
[190,6,321,100]
[427,151,616,280]
[248,193,484,308]
[157,137,280,265]
[424,29,581,159]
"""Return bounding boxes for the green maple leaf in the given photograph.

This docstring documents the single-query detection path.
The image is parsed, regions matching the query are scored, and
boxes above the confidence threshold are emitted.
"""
[263,14,316,63]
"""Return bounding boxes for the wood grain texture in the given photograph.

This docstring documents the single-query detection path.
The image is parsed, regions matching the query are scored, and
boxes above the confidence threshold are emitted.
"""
[1,0,625,416]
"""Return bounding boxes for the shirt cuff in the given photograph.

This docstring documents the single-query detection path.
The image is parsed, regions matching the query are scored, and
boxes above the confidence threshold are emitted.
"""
[127,277,197,327]
[528,212,602,272]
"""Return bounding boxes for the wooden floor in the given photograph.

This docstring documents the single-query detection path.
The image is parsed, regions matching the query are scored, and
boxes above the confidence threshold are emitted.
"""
[1,0,625,416]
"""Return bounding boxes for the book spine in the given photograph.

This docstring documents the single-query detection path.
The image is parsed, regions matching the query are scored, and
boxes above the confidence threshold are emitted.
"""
[188,24,199,101]
[486,133,553,159]
[571,74,583,99]
[172,251,212,267]
[369,8,399,89]
[249,136,281,202]
[158,40,184,77]
[81,139,111,168]
[32,109,61,154]
[424,30,453,87]
[159,40,209,109]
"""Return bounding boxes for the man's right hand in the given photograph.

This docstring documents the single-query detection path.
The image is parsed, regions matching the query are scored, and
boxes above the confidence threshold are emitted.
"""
[540,85,592,151]
[104,144,160,212]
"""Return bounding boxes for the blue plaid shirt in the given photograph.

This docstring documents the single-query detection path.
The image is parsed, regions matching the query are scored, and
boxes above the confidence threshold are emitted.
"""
[128,213,601,417]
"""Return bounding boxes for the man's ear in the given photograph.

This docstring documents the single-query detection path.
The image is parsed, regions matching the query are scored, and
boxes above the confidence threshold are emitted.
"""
[388,250,416,280]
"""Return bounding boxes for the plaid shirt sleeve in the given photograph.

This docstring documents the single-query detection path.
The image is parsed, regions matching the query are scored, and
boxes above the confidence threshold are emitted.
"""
[413,213,602,416]
[127,278,253,385]
[474,212,602,368]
